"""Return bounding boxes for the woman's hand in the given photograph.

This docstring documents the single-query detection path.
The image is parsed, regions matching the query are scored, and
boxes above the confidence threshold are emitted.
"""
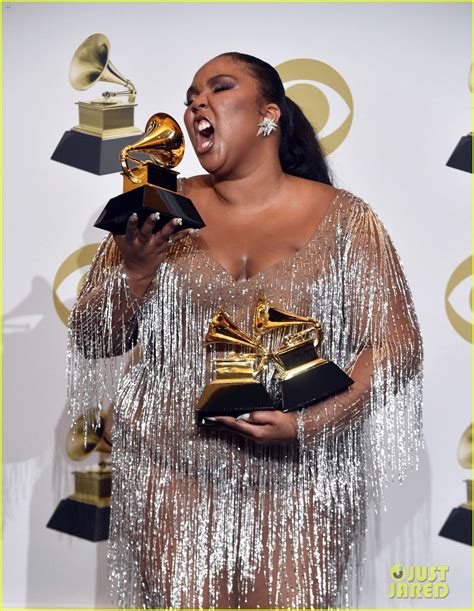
[209,410,298,445]
[114,212,197,298]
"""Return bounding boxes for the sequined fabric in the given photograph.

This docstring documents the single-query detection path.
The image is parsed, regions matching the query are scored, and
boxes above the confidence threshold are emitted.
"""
[66,188,423,608]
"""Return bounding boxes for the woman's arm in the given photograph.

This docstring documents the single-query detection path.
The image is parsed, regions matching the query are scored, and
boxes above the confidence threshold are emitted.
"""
[71,214,196,358]
[67,213,197,423]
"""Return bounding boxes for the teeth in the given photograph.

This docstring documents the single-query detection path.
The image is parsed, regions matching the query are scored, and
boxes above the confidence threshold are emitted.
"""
[197,119,212,133]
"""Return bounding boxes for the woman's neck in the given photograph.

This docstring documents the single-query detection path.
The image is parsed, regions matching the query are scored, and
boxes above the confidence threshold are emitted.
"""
[210,162,287,214]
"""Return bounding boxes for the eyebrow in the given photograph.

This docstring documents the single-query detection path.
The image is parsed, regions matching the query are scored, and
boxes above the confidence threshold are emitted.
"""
[186,74,237,97]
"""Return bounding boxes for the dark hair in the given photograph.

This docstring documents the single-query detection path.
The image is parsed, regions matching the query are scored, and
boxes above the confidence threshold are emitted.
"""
[217,52,332,185]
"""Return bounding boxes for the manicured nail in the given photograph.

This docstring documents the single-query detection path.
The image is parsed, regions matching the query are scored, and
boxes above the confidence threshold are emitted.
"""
[151,212,160,220]
[205,417,217,422]
[190,228,200,235]
[130,212,138,220]
[168,236,174,244]
[236,413,251,421]
[173,217,183,226]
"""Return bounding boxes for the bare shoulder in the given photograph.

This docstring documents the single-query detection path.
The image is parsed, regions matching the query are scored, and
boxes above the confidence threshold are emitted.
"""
[180,174,212,198]
[285,174,341,212]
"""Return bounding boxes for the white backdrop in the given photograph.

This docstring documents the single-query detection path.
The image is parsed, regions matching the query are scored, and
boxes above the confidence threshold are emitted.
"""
[3,2,472,608]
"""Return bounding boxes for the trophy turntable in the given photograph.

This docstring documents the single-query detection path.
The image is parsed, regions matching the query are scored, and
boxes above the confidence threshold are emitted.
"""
[439,423,472,546]
[51,33,143,175]
[47,411,112,542]
[196,308,275,423]
[94,112,205,235]
[196,299,354,422]
[254,298,354,411]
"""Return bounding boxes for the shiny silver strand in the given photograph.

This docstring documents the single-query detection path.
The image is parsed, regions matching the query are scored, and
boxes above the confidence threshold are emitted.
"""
[66,189,423,608]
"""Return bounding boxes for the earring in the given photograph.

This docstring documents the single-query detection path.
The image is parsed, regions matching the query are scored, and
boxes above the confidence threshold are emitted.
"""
[257,117,278,137]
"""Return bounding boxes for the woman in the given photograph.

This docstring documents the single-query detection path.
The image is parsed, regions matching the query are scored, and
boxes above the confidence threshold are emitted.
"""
[67,52,423,608]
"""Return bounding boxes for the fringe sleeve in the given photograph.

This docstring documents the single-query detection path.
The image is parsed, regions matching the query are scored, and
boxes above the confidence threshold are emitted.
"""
[65,234,155,423]
[297,199,424,486]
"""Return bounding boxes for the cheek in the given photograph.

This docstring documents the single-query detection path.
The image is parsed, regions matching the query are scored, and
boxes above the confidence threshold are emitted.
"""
[217,98,259,141]
[183,109,194,136]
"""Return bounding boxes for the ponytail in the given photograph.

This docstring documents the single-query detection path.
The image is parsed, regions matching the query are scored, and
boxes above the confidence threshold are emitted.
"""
[217,51,333,186]
[279,96,332,185]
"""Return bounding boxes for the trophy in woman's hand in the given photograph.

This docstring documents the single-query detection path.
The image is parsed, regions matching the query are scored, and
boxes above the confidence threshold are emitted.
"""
[196,308,275,424]
[254,298,354,411]
[94,112,205,234]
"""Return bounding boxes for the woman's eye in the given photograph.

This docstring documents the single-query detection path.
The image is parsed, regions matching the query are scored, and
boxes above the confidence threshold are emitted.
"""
[212,84,233,93]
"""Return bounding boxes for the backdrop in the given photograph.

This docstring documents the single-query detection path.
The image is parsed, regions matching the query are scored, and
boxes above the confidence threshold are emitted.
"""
[3,1,472,608]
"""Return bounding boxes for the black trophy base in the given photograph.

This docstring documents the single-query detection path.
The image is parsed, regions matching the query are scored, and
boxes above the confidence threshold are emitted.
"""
[446,134,472,173]
[438,506,472,546]
[95,184,206,235]
[47,498,110,542]
[51,130,143,175]
[196,382,275,424]
[280,360,354,412]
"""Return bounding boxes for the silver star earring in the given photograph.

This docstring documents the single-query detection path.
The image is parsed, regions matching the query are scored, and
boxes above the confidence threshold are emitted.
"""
[257,117,278,137]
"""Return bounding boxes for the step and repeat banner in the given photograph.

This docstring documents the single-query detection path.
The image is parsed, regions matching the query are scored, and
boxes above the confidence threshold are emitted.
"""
[3,2,472,608]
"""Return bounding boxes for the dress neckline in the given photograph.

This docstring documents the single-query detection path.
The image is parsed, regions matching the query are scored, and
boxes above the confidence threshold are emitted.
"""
[178,178,344,284]
[201,188,344,284]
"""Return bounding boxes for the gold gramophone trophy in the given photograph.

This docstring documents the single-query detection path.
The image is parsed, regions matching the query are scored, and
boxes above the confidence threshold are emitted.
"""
[439,423,472,546]
[254,298,354,411]
[51,33,143,175]
[47,411,113,541]
[196,308,275,424]
[94,112,205,234]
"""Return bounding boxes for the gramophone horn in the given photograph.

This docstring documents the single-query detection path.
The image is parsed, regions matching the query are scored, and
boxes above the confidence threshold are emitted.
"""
[120,113,185,181]
[458,423,472,469]
[69,33,136,97]
[206,308,267,354]
[66,413,112,461]
[254,297,321,333]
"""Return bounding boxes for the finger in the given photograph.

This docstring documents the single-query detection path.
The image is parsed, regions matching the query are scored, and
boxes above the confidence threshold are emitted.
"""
[155,217,183,243]
[139,212,160,238]
[213,416,268,438]
[125,212,139,240]
[245,410,279,425]
[170,227,200,243]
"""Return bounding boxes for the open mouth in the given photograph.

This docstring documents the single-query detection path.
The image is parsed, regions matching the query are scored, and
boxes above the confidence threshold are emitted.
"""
[195,118,215,154]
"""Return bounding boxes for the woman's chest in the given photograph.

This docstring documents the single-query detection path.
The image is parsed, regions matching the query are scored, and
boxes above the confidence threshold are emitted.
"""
[159,234,344,338]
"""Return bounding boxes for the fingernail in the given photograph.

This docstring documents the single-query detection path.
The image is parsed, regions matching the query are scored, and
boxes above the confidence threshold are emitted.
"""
[151,212,160,220]
[130,212,138,220]
[168,236,174,244]
[173,217,183,226]
[205,417,217,422]
[190,228,200,235]
[236,413,251,421]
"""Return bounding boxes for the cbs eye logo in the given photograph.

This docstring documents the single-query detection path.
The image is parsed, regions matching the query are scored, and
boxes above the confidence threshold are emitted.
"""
[52,244,99,326]
[276,58,353,155]
[445,255,472,343]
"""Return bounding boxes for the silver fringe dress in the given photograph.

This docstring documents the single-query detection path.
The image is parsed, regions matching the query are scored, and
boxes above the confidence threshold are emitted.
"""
[67,188,423,608]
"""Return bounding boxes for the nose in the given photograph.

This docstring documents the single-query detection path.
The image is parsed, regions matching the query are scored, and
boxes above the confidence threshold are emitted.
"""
[190,91,209,112]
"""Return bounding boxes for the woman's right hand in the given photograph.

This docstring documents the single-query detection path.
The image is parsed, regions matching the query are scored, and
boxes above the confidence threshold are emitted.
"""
[113,212,197,298]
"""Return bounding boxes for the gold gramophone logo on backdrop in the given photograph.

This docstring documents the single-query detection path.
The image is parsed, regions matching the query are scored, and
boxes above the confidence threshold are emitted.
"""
[276,58,354,155]
[445,255,472,343]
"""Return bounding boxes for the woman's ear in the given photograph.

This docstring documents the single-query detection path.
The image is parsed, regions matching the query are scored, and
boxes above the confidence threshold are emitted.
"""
[265,103,281,125]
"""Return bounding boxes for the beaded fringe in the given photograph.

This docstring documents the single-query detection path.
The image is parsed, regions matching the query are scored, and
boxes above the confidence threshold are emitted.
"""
[66,190,423,608]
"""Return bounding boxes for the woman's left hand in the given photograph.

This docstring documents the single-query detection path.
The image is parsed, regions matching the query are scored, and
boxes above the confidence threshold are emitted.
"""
[209,410,298,445]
